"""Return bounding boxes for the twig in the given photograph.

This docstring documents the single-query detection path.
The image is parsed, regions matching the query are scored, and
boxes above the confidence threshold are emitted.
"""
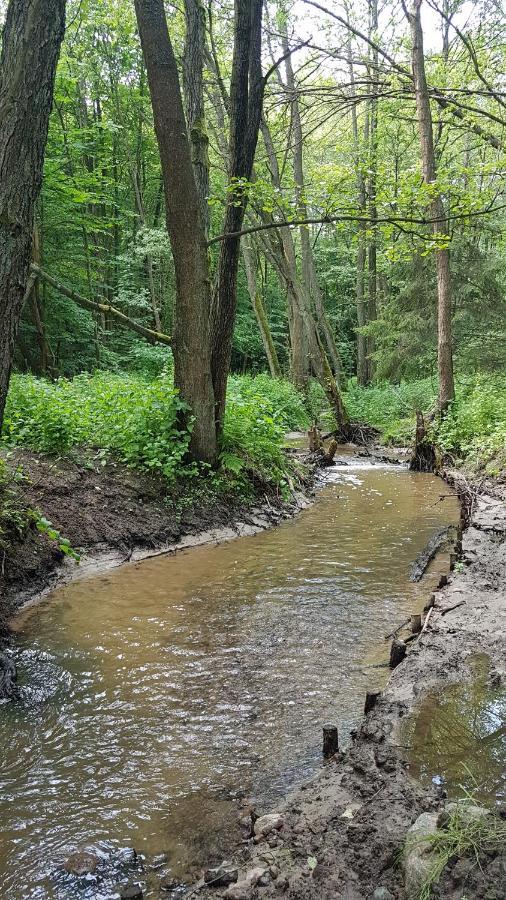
[384,617,410,640]
[440,600,466,616]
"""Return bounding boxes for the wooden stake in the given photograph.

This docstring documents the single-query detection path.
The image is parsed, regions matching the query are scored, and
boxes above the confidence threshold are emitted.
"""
[322,724,339,757]
[364,691,381,714]
[389,638,406,669]
[410,614,422,634]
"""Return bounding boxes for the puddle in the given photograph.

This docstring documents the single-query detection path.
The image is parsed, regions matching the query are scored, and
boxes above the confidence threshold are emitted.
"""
[402,654,506,805]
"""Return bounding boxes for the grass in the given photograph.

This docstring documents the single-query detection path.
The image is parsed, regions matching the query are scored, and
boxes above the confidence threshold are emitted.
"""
[406,801,506,900]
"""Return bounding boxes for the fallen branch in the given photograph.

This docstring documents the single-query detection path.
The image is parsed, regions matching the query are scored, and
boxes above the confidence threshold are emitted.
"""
[30,264,172,347]
[440,599,466,616]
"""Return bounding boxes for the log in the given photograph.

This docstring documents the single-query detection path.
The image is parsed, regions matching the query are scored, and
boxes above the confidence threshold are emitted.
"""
[409,526,451,582]
[364,691,381,714]
[389,639,407,669]
[322,724,339,757]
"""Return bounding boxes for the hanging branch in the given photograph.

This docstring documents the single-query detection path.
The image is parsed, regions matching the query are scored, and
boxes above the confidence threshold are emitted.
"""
[30,265,172,346]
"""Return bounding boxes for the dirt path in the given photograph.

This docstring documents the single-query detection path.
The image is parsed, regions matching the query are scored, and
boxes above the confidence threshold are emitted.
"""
[194,483,506,900]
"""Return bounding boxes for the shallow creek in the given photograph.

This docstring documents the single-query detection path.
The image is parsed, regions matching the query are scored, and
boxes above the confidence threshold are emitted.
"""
[0,460,460,898]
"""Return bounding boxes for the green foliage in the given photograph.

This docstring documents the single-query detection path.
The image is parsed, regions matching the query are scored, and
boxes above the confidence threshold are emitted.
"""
[2,373,308,491]
[29,511,81,561]
[2,373,189,481]
[341,375,506,475]
[0,459,29,551]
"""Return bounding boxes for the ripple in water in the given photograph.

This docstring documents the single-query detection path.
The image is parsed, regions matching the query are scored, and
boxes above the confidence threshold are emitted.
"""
[0,465,460,897]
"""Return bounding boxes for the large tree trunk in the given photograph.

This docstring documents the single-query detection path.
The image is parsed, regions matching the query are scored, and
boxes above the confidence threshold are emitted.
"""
[211,0,265,434]
[183,0,210,236]
[0,0,66,428]
[406,0,455,411]
[134,0,217,463]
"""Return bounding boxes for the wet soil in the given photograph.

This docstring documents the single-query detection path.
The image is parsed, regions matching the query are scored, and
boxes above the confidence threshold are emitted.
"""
[0,448,312,636]
[195,483,506,900]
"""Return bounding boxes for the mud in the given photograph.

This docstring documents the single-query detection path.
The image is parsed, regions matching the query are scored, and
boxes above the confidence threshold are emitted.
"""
[0,448,312,637]
[194,484,506,900]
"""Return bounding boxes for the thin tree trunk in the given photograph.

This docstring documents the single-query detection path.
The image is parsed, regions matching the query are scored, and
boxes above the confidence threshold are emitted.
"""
[405,0,455,410]
[135,0,217,462]
[366,0,379,382]
[0,0,66,427]
[242,243,281,377]
[280,26,344,382]
[346,18,369,385]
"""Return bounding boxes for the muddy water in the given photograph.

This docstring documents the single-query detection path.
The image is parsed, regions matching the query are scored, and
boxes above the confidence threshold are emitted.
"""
[0,462,459,898]
[402,653,506,805]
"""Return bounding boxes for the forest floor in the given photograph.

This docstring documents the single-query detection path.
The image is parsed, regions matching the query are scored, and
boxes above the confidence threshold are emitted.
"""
[193,473,506,900]
[0,447,315,637]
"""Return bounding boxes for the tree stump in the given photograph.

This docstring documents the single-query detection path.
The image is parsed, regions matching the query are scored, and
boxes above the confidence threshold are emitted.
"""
[322,724,339,757]
[389,638,407,669]
[364,691,381,714]
[308,424,323,453]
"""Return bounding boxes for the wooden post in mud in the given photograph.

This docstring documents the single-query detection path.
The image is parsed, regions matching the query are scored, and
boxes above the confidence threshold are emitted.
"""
[364,691,381,714]
[410,614,422,634]
[389,638,406,669]
[322,724,339,757]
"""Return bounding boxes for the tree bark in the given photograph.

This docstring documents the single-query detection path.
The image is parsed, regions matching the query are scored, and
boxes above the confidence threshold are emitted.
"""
[405,0,455,411]
[134,0,217,462]
[183,0,210,236]
[211,0,265,433]
[0,0,66,429]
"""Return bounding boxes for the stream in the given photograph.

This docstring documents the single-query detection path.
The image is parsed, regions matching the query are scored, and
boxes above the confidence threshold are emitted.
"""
[0,457,460,898]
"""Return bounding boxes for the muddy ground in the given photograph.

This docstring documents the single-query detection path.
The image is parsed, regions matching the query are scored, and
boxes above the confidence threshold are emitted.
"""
[192,475,506,900]
[0,448,313,636]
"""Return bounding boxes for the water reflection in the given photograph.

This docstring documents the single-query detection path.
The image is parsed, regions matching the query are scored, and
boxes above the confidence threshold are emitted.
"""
[402,653,506,804]
[0,464,459,897]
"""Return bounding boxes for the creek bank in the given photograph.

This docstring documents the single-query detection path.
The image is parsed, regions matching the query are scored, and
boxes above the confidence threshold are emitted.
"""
[192,480,505,900]
[0,447,315,639]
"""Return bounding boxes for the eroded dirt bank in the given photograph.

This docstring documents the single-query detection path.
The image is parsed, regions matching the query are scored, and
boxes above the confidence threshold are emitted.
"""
[194,479,506,900]
[0,448,312,635]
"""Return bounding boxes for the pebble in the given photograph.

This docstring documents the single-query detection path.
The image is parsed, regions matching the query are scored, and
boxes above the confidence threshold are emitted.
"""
[254,813,285,837]
[373,888,394,900]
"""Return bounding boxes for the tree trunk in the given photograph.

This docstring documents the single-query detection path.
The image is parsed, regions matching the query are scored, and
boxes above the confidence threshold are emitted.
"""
[346,19,369,385]
[281,26,344,382]
[242,243,281,377]
[0,0,66,428]
[406,0,455,411]
[366,0,379,382]
[211,0,265,434]
[183,0,210,236]
[134,0,217,463]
